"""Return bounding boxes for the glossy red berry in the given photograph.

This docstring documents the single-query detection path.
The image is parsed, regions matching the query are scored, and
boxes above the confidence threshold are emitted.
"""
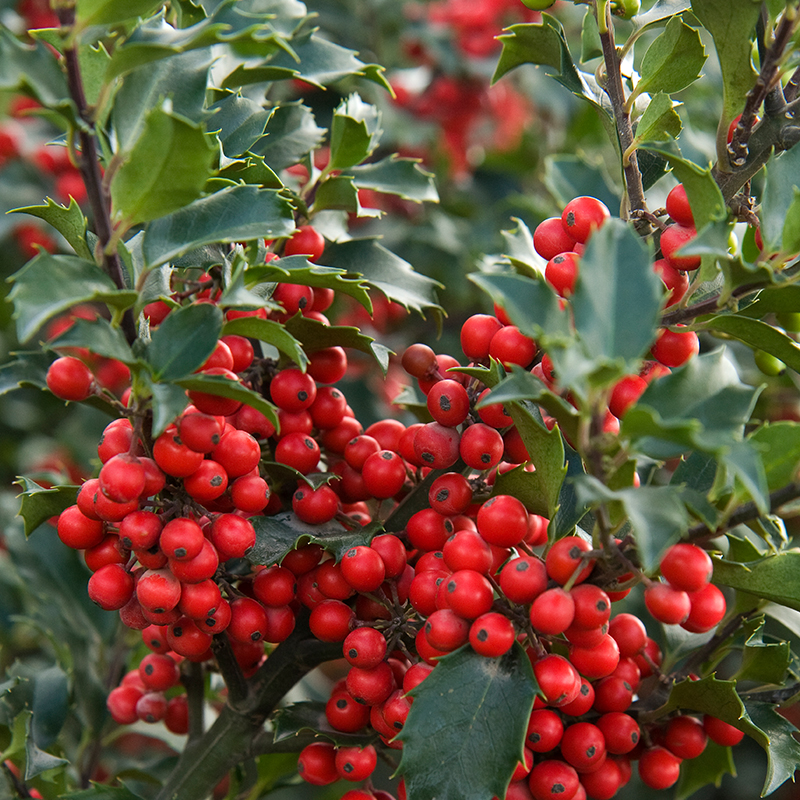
[660,543,713,592]
[284,226,325,261]
[46,356,94,401]
[561,196,610,243]
[469,612,515,657]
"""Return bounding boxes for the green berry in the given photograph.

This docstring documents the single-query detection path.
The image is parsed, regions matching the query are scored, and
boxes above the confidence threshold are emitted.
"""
[754,349,786,377]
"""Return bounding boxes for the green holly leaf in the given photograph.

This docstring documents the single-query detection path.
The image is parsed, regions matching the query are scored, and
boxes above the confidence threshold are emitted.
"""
[322,239,443,318]
[146,303,223,380]
[148,381,191,438]
[658,676,800,796]
[736,620,791,685]
[208,92,272,159]
[173,373,278,429]
[702,315,800,373]
[0,351,53,395]
[690,0,761,138]
[222,317,308,371]
[0,28,71,109]
[31,665,69,750]
[10,198,91,260]
[284,316,392,375]
[761,145,800,254]
[51,318,136,365]
[544,156,620,212]
[574,476,689,569]
[749,423,800,492]
[13,478,77,538]
[142,185,295,268]
[312,175,382,217]
[675,741,736,800]
[250,103,327,172]
[621,349,762,459]
[76,0,163,28]
[112,49,212,153]
[329,94,382,172]
[222,32,390,92]
[111,106,216,227]
[396,645,537,800]
[468,273,571,345]
[7,254,137,344]
[249,513,379,566]
[248,254,372,310]
[59,784,148,800]
[712,551,800,612]
[632,92,683,145]
[500,217,542,276]
[347,156,438,203]
[633,0,693,32]
[571,218,662,370]
[271,701,376,746]
[631,17,706,104]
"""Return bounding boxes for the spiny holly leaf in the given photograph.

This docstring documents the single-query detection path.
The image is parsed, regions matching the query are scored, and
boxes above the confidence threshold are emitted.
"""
[761,145,800,254]
[712,551,800,611]
[348,156,438,203]
[544,156,620,212]
[174,374,278,429]
[749,423,800,492]
[621,349,762,459]
[284,316,392,375]
[271,701,377,746]
[571,218,661,370]
[221,317,308,371]
[14,478,77,538]
[149,381,191,438]
[0,351,52,395]
[249,513,379,566]
[632,17,706,103]
[222,32,390,92]
[674,741,736,800]
[59,784,148,800]
[10,198,91,260]
[111,106,216,227]
[690,0,761,137]
[500,217,542,275]
[0,28,70,109]
[633,0,693,32]
[208,92,272,159]
[248,254,373,310]
[329,94,382,171]
[23,712,68,779]
[702,315,800,373]
[322,238,443,318]
[76,0,163,28]
[142,185,295,268]
[736,619,791,686]
[468,273,571,345]
[104,1,298,81]
[250,104,327,172]
[658,676,800,796]
[396,644,537,800]
[31,665,68,750]
[552,445,591,539]
[51,318,136,365]
[312,175,382,217]
[7,254,137,344]
[574,476,689,569]
[147,303,223,380]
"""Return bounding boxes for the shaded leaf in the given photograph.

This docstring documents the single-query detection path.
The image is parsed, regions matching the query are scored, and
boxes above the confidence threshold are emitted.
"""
[23,712,67,779]
[0,28,70,108]
[543,156,619,212]
[322,239,442,317]
[702,315,800,374]
[31,666,68,750]
[222,317,308,371]
[552,444,591,539]
[396,645,537,800]
[7,254,137,344]
[761,146,800,253]
[174,374,278,430]
[147,303,223,380]
[271,701,376,746]
[51,318,135,365]
[329,94,382,171]
[737,621,791,685]
[76,0,163,27]
[284,316,392,375]
[250,103,327,172]
[312,175,381,217]
[749,423,800,492]
[348,156,438,203]
[249,513,378,566]
[14,478,77,538]
[111,107,216,227]
[59,784,147,800]
[633,0,693,31]
[712,551,800,612]
[0,351,53,395]
[149,381,191,439]
[10,198,91,260]
[208,92,272,159]
[633,92,682,145]
[142,185,295,268]
[675,741,736,800]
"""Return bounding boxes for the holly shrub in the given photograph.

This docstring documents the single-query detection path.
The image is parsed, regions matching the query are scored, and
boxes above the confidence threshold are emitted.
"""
[3,2,800,800]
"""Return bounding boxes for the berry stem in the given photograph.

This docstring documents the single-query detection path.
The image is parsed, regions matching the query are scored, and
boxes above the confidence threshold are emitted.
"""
[183,661,206,742]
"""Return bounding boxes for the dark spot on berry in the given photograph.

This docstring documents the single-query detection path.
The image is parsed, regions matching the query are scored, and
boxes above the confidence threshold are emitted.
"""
[436,489,450,502]
[529,733,541,744]
[552,784,566,794]
[172,626,184,637]
[298,390,308,401]
[586,745,596,757]
[447,579,456,592]
[597,600,608,612]
[439,396,451,411]
[250,631,262,642]
[421,452,434,463]
[175,547,187,558]
[348,648,358,659]
[515,561,529,572]
[211,433,220,445]
[336,698,347,709]
[211,476,222,487]
[477,629,488,642]
[303,438,314,449]
[565,211,576,227]
[145,664,154,674]
[568,546,582,559]
[444,519,454,533]
[480,453,491,463]
[298,296,308,309]
[381,451,393,460]
[343,763,354,773]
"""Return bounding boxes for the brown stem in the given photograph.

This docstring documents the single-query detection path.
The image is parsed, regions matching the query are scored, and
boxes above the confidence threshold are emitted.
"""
[183,661,206,743]
[686,482,800,543]
[728,5,799,168]
[597,2,648,231]
[660,282,763,327]
[56,7,136,344]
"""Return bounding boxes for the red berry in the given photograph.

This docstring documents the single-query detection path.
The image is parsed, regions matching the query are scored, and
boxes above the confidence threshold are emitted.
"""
[660,543,713,592]
[651,327,699,368]
[638,746,682,790]
[561,196,610,243]
[46,356,94,401]
[666,183,694,226]
[545,252,580,297]
[284,226,325,261]
[469,612,515,657]
[660,224,700,271]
